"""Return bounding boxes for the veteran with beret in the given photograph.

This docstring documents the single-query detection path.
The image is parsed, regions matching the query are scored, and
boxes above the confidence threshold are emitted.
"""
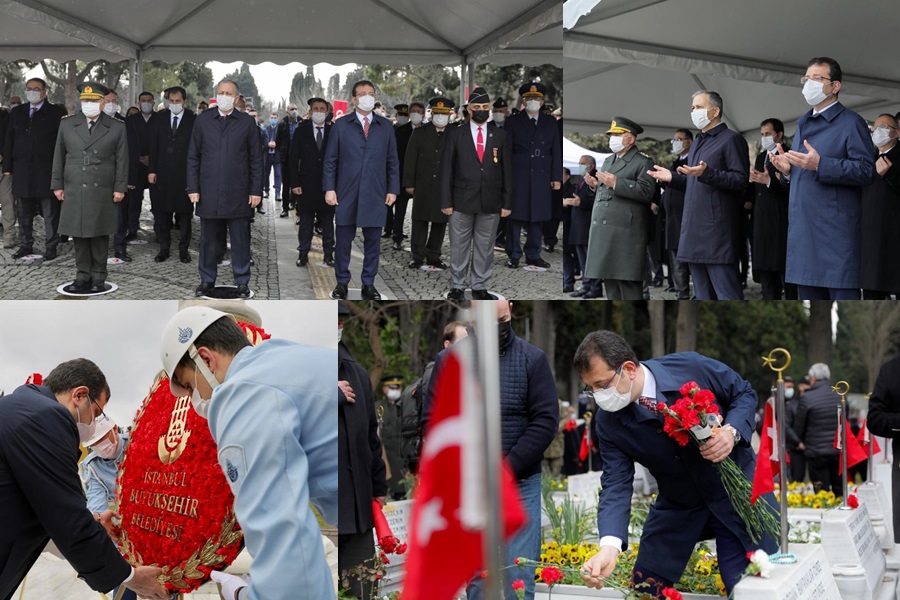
[51,82,129,294]
[583,117,656,300]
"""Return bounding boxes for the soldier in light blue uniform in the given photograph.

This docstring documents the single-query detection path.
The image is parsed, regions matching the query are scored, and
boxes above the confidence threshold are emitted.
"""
[161,306,338,600]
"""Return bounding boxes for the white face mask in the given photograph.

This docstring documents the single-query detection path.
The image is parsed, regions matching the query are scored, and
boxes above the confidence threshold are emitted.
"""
[872,127,892,148]
[802,79,828,106]
[169,103,184,115]
[140,102,153,114]
[691,107,711,130]
[216,94,235,112]
[760,135,777,152]
[190,356,221,420]
[493,112,506,124]
[593,369,634,412]
[103,103,119,116]
[311,111,327,125]
[525,100,542,114]
[75,399,97,444]
[93,433,120,460]
[387,389,401,401]
[81,102,101,118]
[671,140,684,155]
[784,387,795,400]
[410,113,424,126]
[338,327,343,343]
[290,109,300,119]
[432,114,449,128]
[25,90,42,104]
[357,95,376,112]
[608,135,626,153]
[8,103,20,109]
[396,115,410,126]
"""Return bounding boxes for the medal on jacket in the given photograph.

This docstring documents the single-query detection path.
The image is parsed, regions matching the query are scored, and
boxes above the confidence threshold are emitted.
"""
[493,147,498,164]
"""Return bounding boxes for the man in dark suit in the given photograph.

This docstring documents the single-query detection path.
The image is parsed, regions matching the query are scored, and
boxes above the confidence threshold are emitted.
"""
[186,79,263,299]
[147,86,195,264]
[860,113,900,299]
[290,97,334,267]
[864,354,900,542]
[439,87,512,300]
[323,80,400,300]
[748,118,794,300]
[384,102,424,250]
[567,155,601,298]
[0,358,169,600]
[119,90,156,260]
[338,302,387,600]
[660,129,693,300]
[51,82,128,294]
[3,77,66,260]
[573,331,777,597]
[263,111,282,202]
[403,97,453,270]
[503,82,562,270]
[276,102,303,218]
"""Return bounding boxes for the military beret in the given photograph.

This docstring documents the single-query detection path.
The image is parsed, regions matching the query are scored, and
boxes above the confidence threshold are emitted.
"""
[519,82,546,97]
[468,87,490,105]
[607,116,643,136]
[492,98,508,109]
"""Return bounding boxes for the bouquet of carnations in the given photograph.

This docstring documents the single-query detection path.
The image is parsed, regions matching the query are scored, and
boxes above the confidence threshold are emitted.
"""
[656,382,780,544]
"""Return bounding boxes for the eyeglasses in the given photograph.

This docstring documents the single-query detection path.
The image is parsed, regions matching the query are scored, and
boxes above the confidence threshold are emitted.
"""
[25,87,43,92]
[584,365,623,394]
[872,124,898,131]
[87,394,108,420]
[671,138,688,143]
[800,76,832,85]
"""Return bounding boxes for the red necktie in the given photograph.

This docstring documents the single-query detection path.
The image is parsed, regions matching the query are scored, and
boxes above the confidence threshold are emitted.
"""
[637,396,661,415]
[476,126,484,163]
[363,117,370,140]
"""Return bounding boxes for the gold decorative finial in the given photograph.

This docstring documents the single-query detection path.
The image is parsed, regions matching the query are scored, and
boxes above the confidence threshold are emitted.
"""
[832,380,850,396]
[761,348,791,382]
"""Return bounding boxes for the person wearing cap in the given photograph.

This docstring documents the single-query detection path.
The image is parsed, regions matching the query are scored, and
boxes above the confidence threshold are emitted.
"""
[338,301,388,599]
[323,80,400,300]
[383,102,422,250]
[160,306,338,600]
[403,96,453,270]
[583,117,656,300]
[491,98,509,129]
[3,77,67,259]
[503,82,562,270]
[376,375,406,499]
[290,97,334,267]
[51,82,128,294]
[275,101,303,218]
[648,91,750,300]
[0,359,169,600]
[439,86,513,300]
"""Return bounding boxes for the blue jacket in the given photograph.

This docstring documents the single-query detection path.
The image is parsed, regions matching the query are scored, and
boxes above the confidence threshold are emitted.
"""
[594,353,778,582]
[186,109,264,219]
[784,102,875,288]
[506,111,562,223]
[207,340,338,600]
[79,433,129,514]
[669,123,749,264]
[322,112,400,228]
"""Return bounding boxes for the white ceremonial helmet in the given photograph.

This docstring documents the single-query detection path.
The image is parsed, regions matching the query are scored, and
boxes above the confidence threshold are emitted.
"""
[84,414,116,447]
[160,306,236,396]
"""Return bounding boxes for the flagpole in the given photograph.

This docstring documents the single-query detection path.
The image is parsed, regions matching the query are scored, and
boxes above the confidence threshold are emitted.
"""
[833,381,851,510]
[762,348,790,554]
[585,411,593,473]
[866,393,875,483]
[475,301,503,600]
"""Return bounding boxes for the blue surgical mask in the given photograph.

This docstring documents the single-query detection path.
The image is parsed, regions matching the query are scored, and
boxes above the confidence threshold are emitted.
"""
[270,118,277,125]
[578,164,588,176]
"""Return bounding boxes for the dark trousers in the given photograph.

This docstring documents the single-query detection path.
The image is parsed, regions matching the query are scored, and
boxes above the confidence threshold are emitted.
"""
[689,262,744,300]
[114,188,143,252]
[72,236,108,284]
[158,211,192,254]
[542,218,560,248]
[863,290,895,300]
[807,455,842,493]
[797,285,861,300]
[199,217,251,285]
[789,448,807,483]
[410,219,447,264]
[605,279,643,300]
[264,154,282,195]
[633,511,750,597]
[384,193,411,241]
[16,196,59,251]
[339,531,376,600]
[495,215,508,246]
[574,245,600,292]
[669,250,691,299]
[758,269,798,300]
[335,225,381,286]
[562,211,577,289]
[298,209,335,258]
[506,219,542,261]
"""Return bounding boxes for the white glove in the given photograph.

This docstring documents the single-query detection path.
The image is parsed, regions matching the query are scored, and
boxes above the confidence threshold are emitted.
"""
[210,571,250,600]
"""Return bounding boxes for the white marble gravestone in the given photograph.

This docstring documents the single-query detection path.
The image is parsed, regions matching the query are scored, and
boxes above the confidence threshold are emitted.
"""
[733,543,841,600]
[820,501,886,598]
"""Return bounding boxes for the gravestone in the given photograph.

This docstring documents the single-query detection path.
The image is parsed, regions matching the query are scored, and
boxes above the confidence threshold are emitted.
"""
[855,481,894,549]
[733,543,840,600]
[820,501,886,598]
[374,499,413,595]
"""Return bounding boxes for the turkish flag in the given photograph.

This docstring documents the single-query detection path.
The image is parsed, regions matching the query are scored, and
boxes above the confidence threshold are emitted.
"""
[751,399,785,505]
[332,100,349,119]
[833,413,868,474]
[857,419,881,455]
[402,342,526,600]
[579,424,592,462]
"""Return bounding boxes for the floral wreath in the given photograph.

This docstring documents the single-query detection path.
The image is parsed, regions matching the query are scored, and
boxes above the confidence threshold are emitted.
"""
[116,321,271,592]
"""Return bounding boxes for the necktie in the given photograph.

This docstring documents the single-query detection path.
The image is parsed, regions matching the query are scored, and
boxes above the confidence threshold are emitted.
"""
[220,115,226,125]
[29,106,35,119]
[531,118,537,128]
[316,126,323,152]
[363,117,370,140]
[476,126,484,163]
[637,396,661,415]
[88,120,95,135]
[172,116,178,137]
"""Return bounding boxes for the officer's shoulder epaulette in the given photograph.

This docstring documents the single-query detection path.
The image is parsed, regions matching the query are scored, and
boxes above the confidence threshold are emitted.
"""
[61,113,74,120]
[639,151,652,160]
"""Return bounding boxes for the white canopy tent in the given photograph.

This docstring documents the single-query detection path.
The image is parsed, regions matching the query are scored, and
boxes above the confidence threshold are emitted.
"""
[564,0,900,140]
[0,0,562,107]
[562,136,608,172]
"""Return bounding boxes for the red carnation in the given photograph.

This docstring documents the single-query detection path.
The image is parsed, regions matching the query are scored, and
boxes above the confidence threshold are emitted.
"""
[679,381,700,397]
[541,567,564,586]
[656,402,667,413]
[694,389,716,406]
[662,588,683,600]
[848,495,859,509]
[512,580,525,590]
[373,499,407,554]
[564,419,578,432]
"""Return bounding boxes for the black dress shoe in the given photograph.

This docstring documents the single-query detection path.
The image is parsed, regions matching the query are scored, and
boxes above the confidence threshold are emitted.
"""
[324,255,334,267]
[392,240,402,251]
[563,286,574,293]
[180,251,190,263]
[526,257,551,269]
[195,282,214,297]
[90,282,108,293]
[447,288,465,301]
[59,235,69,243]
[280,209,289,218]
[236,284,251,299]
[584,289,604,299]
[115,251,132,262]
[42,248,58,260]
[154,252,169,263]
[315,226,323,236]
[402,233,408,239]
[408,259,423,269]
[381,231,392,239]
[256,206,266,215]
[296,255,309,267]
[124,232,138,242]
[472,289,497,300]
[275,197,282,202]
[570,287,590,298]
[505,258,519,268]
[544,245,555,253]
[427,259,448,270]
[263,192,269,199]
[12,247,33,259]
[67,280,91,293]
[361,284,382,300]
[331,283,348,299]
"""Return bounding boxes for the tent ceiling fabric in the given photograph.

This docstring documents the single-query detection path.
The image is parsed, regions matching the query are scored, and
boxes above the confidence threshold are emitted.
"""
[0,0,562,67]
[564,0,900,139]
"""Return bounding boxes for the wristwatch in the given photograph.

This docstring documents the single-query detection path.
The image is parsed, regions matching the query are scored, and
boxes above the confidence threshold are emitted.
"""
[724,424,741,443]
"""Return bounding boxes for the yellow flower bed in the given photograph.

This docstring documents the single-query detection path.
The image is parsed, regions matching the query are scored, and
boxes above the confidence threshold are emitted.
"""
[776,482,842,509]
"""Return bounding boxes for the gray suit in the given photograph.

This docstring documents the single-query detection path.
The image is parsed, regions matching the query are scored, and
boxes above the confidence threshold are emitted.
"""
[51,113,128,285]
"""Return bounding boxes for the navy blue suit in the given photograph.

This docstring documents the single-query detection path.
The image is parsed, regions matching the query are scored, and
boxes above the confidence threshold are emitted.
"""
[595,352,778,592]
[323,112,400,286]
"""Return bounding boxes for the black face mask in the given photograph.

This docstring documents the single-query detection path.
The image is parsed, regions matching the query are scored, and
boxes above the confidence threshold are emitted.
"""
[471,110,490,124]
[498,321,512,349]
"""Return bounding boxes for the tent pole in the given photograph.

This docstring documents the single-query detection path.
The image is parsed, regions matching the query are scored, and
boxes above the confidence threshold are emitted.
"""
[460,55,468,107]
[128,59,136,109]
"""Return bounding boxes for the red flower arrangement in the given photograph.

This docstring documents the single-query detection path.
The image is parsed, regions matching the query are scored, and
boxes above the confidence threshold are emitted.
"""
[372,499,408,555]
[662,588,683,600]
[116,321,270,593]
[848,494,859,509]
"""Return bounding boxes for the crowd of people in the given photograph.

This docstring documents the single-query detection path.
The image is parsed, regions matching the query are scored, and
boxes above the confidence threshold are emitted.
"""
[565,56,899,301]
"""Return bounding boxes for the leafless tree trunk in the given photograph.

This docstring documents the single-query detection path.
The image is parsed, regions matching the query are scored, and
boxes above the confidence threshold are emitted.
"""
[675,302,698,352]
[808,301,834,367]
[531,301,556,380]
[649,301,665,358]
[846,301,900,391]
